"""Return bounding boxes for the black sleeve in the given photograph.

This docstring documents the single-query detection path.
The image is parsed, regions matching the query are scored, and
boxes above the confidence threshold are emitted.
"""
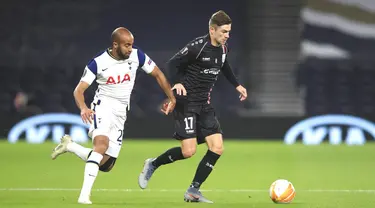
[221,59,240,88]
[167,44,198,85]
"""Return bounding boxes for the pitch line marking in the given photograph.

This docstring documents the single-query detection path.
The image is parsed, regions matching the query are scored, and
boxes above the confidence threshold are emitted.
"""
[0,188,374,193]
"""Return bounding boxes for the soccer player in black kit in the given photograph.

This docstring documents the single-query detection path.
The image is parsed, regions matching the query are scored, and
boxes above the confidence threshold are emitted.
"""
[138,10,247,203]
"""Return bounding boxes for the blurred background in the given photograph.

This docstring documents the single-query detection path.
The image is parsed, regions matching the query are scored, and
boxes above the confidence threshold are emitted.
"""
[1,0,375,143]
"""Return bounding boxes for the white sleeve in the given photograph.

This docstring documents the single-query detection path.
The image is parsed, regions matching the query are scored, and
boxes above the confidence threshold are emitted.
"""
[80,59,97,85]
[141,54,156,74]
[136,48,156,74]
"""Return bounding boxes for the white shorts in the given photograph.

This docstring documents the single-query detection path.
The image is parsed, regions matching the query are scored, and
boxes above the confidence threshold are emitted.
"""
[88,99,127,158]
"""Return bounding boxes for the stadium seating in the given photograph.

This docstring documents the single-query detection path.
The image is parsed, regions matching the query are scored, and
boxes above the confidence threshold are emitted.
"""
[297,58,375,116]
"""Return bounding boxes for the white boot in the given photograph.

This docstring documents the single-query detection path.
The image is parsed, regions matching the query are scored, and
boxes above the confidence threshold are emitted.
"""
[51,134,72,160]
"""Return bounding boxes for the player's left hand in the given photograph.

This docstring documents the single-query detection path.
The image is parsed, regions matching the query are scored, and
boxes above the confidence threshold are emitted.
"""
[161,98,176,115]
[236,85,247,101]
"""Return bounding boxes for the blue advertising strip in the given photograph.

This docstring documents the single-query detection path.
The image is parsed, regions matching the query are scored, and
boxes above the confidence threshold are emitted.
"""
[1,113,375,145]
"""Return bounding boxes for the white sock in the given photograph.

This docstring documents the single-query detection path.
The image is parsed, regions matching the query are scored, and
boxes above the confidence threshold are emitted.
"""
[79,152,103,198]
[67,142,92,161]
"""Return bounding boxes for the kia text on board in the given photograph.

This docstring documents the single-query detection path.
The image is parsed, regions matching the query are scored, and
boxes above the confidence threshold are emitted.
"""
[284,115,375,145]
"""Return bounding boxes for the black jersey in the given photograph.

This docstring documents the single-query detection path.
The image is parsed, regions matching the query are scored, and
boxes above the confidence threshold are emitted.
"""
[168,34,240,105]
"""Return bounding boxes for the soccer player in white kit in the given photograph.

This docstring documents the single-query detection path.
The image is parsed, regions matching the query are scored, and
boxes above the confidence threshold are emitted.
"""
[51,27,176,204]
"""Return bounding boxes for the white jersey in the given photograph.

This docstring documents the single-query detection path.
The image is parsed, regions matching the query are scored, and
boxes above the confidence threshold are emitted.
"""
[80,47,156,107]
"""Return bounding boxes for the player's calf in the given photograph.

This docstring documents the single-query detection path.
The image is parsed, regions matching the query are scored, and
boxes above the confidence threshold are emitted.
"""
[188,134,223,190]
[78,135,108,203]
[79,151,103,204]
[206,133,224,155]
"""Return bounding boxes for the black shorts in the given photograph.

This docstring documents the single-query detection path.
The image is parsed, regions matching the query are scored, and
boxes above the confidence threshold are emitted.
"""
[172,102,222,144]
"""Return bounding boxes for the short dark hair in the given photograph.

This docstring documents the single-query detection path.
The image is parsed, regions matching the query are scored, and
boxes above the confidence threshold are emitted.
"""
[209,10,232,27]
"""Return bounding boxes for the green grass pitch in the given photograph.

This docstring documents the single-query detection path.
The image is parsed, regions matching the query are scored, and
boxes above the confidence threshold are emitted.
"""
[1,139,375,207]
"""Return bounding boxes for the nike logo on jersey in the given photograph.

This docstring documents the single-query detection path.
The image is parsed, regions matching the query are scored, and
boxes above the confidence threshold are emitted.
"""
[102,68,108,71]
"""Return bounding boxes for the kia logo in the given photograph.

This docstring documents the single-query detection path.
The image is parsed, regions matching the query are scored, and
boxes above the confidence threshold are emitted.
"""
[8,113,90,144]
[284,115,375,145]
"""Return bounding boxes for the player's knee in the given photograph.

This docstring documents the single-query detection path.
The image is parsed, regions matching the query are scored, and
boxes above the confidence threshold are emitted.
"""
[181,138,197,158]
[94,144,109,155]
[209,144,224,155]
[93,136,109,155]
[181,147,196,158]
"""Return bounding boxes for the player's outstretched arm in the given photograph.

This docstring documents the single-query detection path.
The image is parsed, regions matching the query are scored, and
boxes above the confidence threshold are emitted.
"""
[150,66,176,115]
[221,59,247,101]
[73,81,95,123]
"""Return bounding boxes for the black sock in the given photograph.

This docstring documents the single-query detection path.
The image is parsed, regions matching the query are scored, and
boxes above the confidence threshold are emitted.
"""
[191,150,221,189]
[152,147,185,168]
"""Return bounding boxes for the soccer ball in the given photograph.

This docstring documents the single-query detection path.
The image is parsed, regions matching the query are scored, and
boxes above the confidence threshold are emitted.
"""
[269,179,296,204]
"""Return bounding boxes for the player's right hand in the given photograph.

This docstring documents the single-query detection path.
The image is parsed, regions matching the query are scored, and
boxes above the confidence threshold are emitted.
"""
[172,83,187,96]
[80,107,95,124]
[161,98,176,115]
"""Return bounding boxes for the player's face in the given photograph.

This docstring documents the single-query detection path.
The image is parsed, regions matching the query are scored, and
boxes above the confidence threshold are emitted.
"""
[114,35,134,60]
[211,24,231,46]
